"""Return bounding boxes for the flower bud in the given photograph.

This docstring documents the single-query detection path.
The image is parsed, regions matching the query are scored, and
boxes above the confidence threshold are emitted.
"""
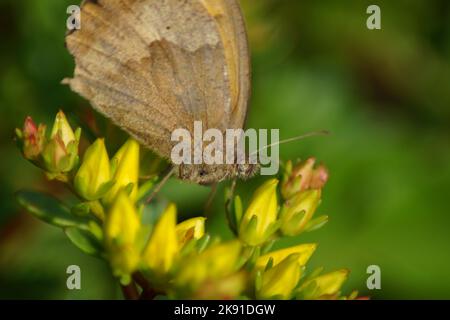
[174,240,242,290]
[50,111,76,146]
[74,138,112,200]
[16,117,46,160]
[193,272,247,300]
[143,203,179,275]
[176,217,206,247]
[298,269,349,300]
[256,254,302,299]
[310,164,328,189]
[239,179,279,246]
[103,139,140,205]
[280,189,321,236]
[42,111,81,174]
[104,191,141,281]
[256,243,317,270]
[281,158,328,199]
[42,136,69,173]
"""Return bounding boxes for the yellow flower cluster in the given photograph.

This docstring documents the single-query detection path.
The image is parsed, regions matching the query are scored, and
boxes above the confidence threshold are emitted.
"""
[16,111,360,300]
[15,111,81,182]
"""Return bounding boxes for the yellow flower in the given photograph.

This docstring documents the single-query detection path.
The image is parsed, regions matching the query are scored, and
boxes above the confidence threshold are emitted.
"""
[299,269,349,300]
[104,191,141,281]
[50,111,76,146]
[176,217,206,247]
[143,203,178,275]
[174,240,242,290]
[43,112,81,175]
[256,243,317,270]
[192,272,247,300]
[239,179,279,246]
[74,138,112,201]
[280,189,321,236]
[257,254,302,299]
[103,139,140,205]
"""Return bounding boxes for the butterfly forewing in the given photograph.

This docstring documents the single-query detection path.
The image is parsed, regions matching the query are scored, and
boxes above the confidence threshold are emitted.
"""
[66,0,250,163]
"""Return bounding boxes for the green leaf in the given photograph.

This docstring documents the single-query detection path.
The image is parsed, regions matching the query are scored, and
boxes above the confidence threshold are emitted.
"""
[261,239,276,255]
[94,180,115,199]
[303,267,324,282]
[196,234,211,253]
[264,220,282,239]
[247,215,259,238]
[265,257,274,271]
[16,190,90,229]
[304,215,329,232]
[291,210,307,226]
[71,202,91,217]
[255,270,263,291]
[179,237,198,256]
[245,246,261,271]
[64,227,103,256]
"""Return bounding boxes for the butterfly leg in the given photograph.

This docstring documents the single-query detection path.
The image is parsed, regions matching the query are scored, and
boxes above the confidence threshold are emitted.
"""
[145,166,177,204]
[224,179,239,233]
[204,183,218,216]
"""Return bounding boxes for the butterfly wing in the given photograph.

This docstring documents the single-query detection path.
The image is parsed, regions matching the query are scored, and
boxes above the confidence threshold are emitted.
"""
[65,0,250,158]
[200,0,252,129]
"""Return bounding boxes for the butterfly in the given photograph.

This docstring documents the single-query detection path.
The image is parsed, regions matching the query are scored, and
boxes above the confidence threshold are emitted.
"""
[65,0,255,185]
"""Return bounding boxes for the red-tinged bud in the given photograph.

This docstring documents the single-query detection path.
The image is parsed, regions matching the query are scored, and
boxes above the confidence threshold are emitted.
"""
[18,117,46,160]
[281,158,329,199]
[24,117,38,139]
[310,164,329,190]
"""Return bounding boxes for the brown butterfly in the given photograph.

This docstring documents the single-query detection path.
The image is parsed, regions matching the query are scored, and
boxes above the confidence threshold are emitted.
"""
[64,0,255,185]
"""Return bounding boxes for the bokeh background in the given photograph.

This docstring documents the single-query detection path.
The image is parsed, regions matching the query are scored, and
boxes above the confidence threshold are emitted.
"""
[1,0,450,299]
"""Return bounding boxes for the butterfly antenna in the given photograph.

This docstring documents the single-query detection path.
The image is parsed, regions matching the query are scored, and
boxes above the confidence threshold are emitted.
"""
[250,130,330,157]
[145,166,177,204]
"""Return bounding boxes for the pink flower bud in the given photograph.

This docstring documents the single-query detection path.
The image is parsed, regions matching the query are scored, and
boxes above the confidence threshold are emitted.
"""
[281,158,329,199]
[20,117,46,160]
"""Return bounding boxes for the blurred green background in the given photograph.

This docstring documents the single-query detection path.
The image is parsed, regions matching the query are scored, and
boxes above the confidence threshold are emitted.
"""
[1,0,450,299]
